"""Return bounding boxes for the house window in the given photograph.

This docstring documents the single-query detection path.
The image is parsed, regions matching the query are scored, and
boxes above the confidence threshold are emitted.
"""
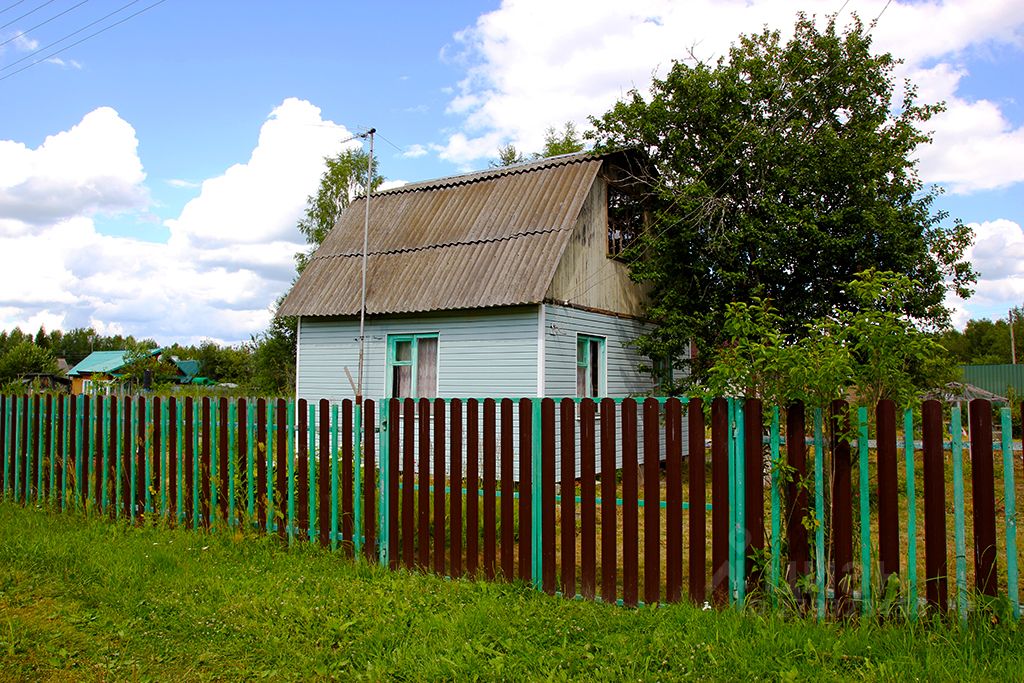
[576,335,605,398]
[607,184,644,259]
[387,334,439,398]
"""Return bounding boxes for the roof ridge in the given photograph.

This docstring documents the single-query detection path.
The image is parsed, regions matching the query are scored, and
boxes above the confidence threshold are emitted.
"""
[311,226,567,260]
[369,151,601,197]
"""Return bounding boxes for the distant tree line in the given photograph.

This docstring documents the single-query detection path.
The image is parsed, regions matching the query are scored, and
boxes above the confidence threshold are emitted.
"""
[0,326,294,395]
[937,309,1024,366]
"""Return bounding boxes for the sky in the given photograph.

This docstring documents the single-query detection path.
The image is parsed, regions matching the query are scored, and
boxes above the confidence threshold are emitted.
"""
[0,0,1022,346]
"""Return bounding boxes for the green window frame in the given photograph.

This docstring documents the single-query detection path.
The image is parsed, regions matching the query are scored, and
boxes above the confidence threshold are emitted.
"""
[386,333,439,398]
[576,334,606,398]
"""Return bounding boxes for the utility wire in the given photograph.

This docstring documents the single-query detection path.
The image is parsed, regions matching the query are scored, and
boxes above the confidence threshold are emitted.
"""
[0,0,58,31]
[0,0,162,80]
[0,0,31,16]
[0,0,92,50]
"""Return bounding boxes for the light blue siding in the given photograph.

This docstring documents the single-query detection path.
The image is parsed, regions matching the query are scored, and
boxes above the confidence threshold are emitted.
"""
[542,303,658,397]
[297,307,539,404]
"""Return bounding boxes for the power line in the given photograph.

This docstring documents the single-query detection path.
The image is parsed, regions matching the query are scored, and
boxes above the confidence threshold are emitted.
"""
[0,0,165,81]
[0,0,31,15]
[0,0,92,50]
[0,0,58,31]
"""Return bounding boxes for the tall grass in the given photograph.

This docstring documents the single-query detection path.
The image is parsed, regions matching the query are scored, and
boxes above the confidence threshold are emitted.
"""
[0,501,1022,681]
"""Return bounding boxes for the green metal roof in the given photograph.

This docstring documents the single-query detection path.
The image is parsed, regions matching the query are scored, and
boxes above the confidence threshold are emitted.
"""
[67,351,131,377]
[172,359,201,380]
[67,348,161,377]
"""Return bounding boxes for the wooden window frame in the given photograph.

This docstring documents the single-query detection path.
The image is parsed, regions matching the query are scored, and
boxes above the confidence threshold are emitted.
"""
[576,334,606,398]
[386,333,440,399]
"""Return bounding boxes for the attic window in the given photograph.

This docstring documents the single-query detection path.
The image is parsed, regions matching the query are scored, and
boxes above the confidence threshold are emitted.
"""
[607,184,644,259]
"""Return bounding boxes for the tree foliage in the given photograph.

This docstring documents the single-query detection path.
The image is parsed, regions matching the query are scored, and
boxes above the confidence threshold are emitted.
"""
[589,13,975,376]
[294,148,383,273]
[492,122,587,167]
[702,271,957,408]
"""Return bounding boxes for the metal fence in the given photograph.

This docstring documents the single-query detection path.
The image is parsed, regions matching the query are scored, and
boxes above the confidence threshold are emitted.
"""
[0,393,1021,620]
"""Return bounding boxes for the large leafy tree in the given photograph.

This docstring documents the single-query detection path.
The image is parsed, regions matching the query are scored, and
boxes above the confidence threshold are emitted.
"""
[589,13,975,378]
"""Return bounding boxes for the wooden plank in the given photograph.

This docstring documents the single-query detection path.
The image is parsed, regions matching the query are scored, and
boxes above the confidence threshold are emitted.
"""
[54,396,64,507]
[876,400,900,585]
[297,399,309,539]
[236,399,247,526]
[275,399,287,540]
[785,403,810,597]
[541,398,557,595]
[43,395,52,502]
[621,398,639,607]
[388,399,400,567]
[600,398,617,604]
[922,399,948,613]
[167,398,177,524]
[969,399,998,596]
[93,396,103,512]
[418,398,431,569]
[500,398,514,580]
[450,399,463,577]
[518,398,532,582]
[256,399,268,531]
[643,398,662,606]
[137,397,147,519]
[318,399,330,549]
[434,398,447,575]
[830,400,853,617]
[363,399,377,562]
[401,398,415,569]
[687,398,707,604]
[561,398,578,599]
[466,399,480,577]
[711,398,729,605]
[342,400,354,556]
[579,398,596,600]
[0,396,6,497]
[482,398,497,579]
[122,396,132,518]
[216,398,227,523]
[183,397,194,527]
[201,398,212,529]
[744,399,765,587]
[665,398,683,603]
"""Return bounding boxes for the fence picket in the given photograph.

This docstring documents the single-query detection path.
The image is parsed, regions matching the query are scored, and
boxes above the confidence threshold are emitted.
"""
[500,398,514,580]
[831,400,853,617]
[876,401,900,585]
[402,398,415,569]
[688,399,706,604]
[744,399,764,587]
[541,397,556,595]
[560,397,577,599]
[643,398,661,605]
[518,398,532,583]
[922,399,948,614]
[418,398,430,569]
[450,399,463,577]
[466,399,480,577]
[434,398,446,575]
[363,399,376,562]
[710,398,729,605]
[969,399,998,597]
[600,398,617,604]
[483,398,497,579]
[579,398,596,600]
[622,398,639,607]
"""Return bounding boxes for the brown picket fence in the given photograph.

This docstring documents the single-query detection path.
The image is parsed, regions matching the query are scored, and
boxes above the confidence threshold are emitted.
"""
[1,393,1021,620]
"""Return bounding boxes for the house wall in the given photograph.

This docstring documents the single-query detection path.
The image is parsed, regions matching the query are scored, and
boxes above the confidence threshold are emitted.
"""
[296,306,539,404]
[544,176,649,317]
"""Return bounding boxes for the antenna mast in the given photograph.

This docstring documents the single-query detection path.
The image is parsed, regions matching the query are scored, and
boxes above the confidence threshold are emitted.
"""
[356,128,375,406]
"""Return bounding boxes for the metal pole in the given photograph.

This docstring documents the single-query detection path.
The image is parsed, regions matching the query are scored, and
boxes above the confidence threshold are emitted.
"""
[1010,309,1017,365]
[356,128,376,406]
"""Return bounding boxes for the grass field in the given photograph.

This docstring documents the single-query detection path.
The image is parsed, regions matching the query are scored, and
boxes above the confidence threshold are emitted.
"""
[1,502,1022,681]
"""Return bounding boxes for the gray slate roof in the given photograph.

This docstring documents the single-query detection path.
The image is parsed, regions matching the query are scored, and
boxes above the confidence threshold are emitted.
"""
[278,152,609,317]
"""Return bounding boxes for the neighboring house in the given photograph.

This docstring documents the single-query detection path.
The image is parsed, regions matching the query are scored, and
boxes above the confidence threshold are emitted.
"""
[279,150,683,407]
[67,350,203,394]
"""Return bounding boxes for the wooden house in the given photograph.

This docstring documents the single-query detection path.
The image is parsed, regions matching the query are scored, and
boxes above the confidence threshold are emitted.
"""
[279,150,684,404]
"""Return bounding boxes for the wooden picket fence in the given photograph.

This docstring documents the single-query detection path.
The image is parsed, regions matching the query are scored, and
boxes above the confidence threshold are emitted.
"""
[1,393,1021,621]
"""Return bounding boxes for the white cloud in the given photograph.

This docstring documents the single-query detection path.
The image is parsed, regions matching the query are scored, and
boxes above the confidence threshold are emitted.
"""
[0,107,148,231]
[945,219,1024,326]
[11,34,38,52]
[437,0,1024,186]
[402,144,428,158]
[45,57,82,69]
[0,99,364,345]
[166,178,200,189]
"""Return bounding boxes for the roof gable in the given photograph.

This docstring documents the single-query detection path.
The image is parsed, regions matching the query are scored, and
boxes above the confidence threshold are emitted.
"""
[279,152,609,317]
[67,348,161,377]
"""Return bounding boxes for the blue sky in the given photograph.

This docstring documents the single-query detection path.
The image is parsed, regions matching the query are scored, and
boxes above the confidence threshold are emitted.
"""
[1,0,1022,345]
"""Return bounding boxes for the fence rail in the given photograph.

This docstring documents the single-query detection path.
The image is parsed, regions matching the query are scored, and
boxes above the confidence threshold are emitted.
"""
[0,393,1021,620]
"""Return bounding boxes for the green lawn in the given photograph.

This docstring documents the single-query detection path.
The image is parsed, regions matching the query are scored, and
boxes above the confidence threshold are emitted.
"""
[0,502,1021,681]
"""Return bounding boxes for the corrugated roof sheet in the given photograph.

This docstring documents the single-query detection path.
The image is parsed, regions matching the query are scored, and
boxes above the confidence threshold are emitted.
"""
[278,152,606,317]
[67,348,162,376]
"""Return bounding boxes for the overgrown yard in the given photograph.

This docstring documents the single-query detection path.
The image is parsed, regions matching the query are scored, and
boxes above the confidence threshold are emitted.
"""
[1,503,1022,681]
